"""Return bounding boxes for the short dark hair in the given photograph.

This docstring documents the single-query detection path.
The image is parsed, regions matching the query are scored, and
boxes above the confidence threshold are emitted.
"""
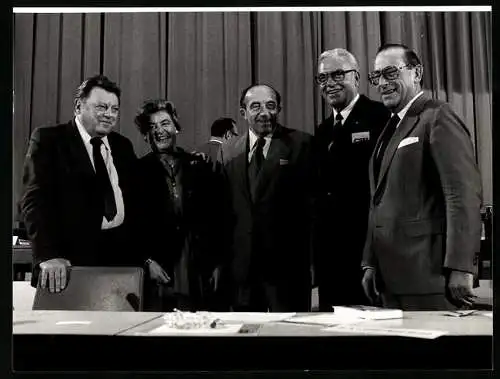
[74,75,121,108]
[377,43,422,67]
[239,84,282,108]
[211,117,236,137]
[134,99,181,136]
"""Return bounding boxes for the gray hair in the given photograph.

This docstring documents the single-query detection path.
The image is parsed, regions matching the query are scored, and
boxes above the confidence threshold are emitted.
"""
[318,48,359,71]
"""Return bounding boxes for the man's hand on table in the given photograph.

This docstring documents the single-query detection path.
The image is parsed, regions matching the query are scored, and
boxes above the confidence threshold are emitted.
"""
[39,258,71,293]
[447,270,477,308]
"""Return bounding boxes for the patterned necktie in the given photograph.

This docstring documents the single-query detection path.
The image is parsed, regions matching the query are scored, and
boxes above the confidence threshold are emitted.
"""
[374,114,401,182]
[90,137,117,222]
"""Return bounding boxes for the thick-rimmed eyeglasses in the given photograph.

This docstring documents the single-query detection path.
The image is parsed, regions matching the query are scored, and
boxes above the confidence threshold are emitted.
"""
[368,65,413,86]
[315,69,357,85]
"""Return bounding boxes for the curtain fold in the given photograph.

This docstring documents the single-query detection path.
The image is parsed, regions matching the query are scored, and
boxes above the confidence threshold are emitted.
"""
[12,11,493,222]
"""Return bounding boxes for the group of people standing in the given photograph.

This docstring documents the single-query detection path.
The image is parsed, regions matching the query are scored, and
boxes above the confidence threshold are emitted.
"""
[19,43,483,313]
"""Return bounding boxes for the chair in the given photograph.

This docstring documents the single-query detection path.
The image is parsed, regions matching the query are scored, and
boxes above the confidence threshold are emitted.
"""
[32,266,144,311]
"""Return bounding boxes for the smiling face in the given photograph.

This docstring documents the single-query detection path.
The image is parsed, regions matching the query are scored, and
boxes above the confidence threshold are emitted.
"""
[240,85,280,137]
[76,87,120,137]
[318,55,359,111]
[147,110,177,153]
[374,47,421,113]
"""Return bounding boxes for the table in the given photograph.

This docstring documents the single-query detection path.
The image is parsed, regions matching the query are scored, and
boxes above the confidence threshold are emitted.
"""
[13,310,493,371]
[13,310,163,335]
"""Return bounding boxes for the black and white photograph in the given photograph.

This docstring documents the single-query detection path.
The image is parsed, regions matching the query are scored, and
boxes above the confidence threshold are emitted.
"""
[11,6,493,373]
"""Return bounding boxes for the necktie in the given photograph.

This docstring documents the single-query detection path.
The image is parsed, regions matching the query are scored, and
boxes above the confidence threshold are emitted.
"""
[374,114,400,182]
[90,137,117,222]
[248,136,266,199]
[328,113,344,151]
[334,113,343,127]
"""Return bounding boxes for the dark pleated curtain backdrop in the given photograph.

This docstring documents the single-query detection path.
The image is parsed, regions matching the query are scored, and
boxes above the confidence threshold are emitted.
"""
[13,11,492,221]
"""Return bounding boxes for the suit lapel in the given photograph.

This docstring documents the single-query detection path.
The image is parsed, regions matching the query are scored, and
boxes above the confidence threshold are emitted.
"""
[374,95,427,196]
[231,133,252,202]
[64,120,95,178]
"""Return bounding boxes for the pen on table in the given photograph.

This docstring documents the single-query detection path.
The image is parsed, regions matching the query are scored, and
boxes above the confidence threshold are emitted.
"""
[210,318,221,329]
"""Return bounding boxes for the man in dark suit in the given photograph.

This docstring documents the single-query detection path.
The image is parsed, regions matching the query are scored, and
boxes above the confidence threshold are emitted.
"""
[20,75,140,293]
[197,117,238,164]
[218,84,315,312]
[362,44,482,310]
[314,48,390,310]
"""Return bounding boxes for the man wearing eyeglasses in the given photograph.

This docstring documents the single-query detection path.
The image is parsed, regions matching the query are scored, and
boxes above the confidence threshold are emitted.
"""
[313,48,390,311]
[218,84,315,311]
[361,44,482,310]
[19,75,140,293]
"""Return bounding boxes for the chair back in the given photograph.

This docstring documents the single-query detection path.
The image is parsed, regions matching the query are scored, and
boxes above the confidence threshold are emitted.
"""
[32,266,144,311]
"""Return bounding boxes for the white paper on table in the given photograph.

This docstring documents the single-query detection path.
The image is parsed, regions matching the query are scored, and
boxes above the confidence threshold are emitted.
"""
[284,313,368,326]
[55,321,92,325]
[12,236,18,245]
[483,312,493,318]
[322,324,448,339]
[148,323,244,335]
[197,312,296,324]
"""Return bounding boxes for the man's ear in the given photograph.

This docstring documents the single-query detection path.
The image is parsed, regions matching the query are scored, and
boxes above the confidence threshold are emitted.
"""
[354,71,360,88]
[414,65,423,84]
[74,100,81,115]
[239,107,246,119]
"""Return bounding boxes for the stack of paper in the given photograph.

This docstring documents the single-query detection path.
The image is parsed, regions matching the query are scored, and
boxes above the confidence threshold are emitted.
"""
[333,305,403,320]
[323,324,447,339]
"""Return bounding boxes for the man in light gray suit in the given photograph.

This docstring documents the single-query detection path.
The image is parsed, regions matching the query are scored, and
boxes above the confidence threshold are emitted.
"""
[361,43,482,310]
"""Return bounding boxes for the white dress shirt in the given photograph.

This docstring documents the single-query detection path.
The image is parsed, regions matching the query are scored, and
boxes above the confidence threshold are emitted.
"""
[75,117,125,229]
[394,91,424,128]
[248,127,273,163]
[332,93,360,125]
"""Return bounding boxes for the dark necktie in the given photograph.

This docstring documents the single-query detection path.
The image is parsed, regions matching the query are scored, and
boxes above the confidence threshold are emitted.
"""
[90,137,117,222]
[328,113,344,151]
[374,114,400,182]
[248,136,266,198]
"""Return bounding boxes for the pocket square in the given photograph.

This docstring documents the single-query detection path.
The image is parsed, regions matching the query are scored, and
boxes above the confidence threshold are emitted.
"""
[398,136,419,149]
[279,159,289,165]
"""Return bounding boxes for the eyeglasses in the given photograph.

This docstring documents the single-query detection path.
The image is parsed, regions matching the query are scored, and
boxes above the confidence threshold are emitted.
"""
[368,65,412,86]
[315,69,357,85]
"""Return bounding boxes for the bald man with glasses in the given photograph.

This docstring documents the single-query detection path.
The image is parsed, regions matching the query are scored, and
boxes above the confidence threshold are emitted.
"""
[361,43,482,311]
[313,48,390,311]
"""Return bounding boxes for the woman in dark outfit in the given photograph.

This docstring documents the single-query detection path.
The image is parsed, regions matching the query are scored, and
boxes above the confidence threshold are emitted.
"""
[134,100,222,311]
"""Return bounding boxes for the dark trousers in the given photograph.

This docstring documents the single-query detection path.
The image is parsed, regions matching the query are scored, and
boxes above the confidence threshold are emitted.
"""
[144,282,199,312]
[231,280,310,312]
[381,292,457,311]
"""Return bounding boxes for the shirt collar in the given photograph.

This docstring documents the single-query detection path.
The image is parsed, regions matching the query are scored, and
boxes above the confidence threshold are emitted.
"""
[332,93,360,123]
[75,116,111,150]
[248,127,273,151]
[209,137,224,144]
[396,91,424,121]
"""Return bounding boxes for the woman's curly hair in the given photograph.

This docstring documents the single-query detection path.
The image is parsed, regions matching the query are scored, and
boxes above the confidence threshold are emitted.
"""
[134,99,181,136]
